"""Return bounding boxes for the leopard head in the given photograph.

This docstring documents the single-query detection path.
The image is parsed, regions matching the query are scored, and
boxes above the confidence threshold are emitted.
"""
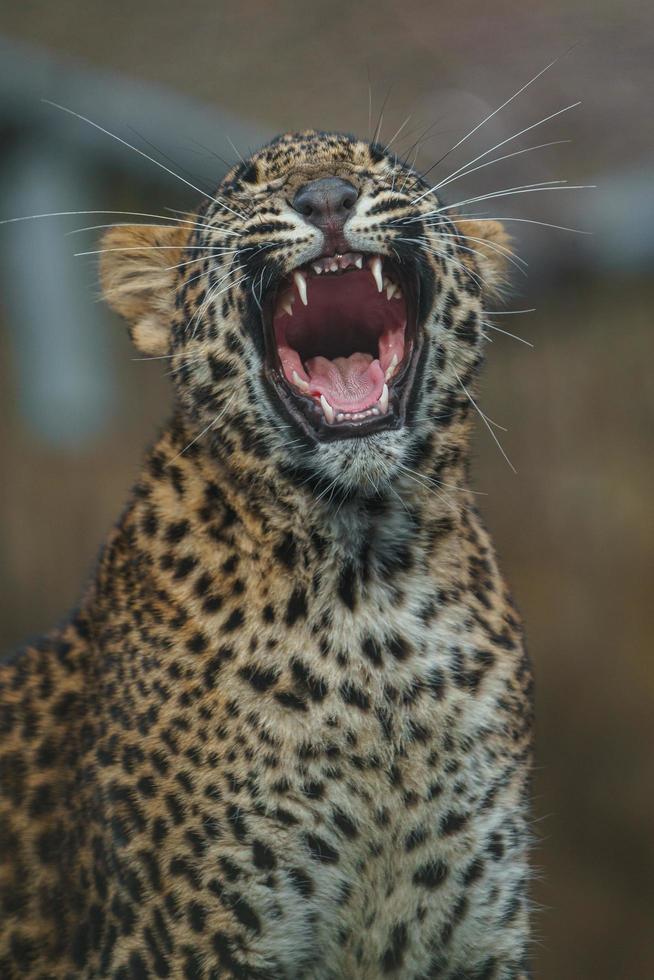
[101,130,510,500]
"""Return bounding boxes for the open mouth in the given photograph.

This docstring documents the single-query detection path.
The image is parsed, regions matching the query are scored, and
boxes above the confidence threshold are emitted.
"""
[263,253,420,439]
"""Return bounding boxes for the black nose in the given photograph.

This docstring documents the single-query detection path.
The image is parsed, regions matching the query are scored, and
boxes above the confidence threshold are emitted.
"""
[292,177,358,228]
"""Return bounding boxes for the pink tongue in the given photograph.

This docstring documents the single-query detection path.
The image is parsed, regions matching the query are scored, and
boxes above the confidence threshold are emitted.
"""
[305,353,384,412]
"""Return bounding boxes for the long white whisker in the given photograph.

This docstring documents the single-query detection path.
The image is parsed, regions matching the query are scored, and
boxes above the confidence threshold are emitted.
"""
[481,320,534,347]
[74,245,233,257]
[437,231,528,268]
[189,272,248,336]
[412,51,577,201]
[168,391,238,463]
[434,182,595,214]
[396,466,458,514]
[418,103,581,202]
[482,307,536,315]
[453,369,516,473]
[384,114,412,152]
[0,208,236,235]
[42,100,246,220]
[396,237,485,288]
[163,250,242,272]
[455,215,590,235]
[432,139,571,195]
[397,461,487,496]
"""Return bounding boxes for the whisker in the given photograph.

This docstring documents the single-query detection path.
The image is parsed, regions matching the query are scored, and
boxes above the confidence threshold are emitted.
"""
[417,102,581,203]
[168,391,238,463]
[395,237,485,289]
[456,215,590,235]
[0,208,234,234]
[482,307,536,315]
[42,100,246,220]
[74,245,234,257]
[189,272,249,337]
[384,114,412,152]
[481,320,534,347]
[397,461,487,496]
[225,133,246,164]
[413,48,579,197]
[163,250,241,272]
[453,369,516,473]
[433,181,595,214]
[66,221,214,237]
[431,139,571,195]
[396,466,458,514]
[437,231,528,270]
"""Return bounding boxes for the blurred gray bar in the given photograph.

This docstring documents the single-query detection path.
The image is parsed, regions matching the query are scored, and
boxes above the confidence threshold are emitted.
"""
[0,35,267,448]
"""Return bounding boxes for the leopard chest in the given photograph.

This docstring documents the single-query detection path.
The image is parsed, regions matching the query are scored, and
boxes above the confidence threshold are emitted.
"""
[143,594,503,953]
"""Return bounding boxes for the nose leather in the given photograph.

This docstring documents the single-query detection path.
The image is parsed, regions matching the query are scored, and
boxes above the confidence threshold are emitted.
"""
[292,177,358,230]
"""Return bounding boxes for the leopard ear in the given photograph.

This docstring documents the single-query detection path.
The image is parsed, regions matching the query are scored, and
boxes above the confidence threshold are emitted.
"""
[100,223,189,355]
[452,218,511,297]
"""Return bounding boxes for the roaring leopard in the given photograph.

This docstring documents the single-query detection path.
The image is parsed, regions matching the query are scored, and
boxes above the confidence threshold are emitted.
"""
[0,130,533,979]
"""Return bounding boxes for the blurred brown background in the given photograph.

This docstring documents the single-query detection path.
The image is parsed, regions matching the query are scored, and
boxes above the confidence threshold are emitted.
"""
[1,2,652,977]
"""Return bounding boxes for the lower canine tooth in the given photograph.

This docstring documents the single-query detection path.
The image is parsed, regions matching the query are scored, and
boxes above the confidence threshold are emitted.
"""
[379,383,389,414]
[292,371,309,391]
[370,256,383,293]
[320,395,335,423]
[293,270,308,306]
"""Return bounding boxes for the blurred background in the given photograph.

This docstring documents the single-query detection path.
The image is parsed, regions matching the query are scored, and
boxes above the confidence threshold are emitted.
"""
[0,2,652,976]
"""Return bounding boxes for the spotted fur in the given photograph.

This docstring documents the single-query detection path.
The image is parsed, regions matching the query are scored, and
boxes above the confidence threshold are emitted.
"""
[0,130,533,979]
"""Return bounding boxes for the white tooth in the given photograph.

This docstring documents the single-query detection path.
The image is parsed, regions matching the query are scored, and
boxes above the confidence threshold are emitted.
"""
[313,264,323,275]
[330,260,339,272]
[281,297,294,317]
[293,270,308,306]
[379,383,389,414]
[383,276,391,288]
[370,256,383,293]
[292,370,310,391]
[355,256,363,269]
[385,354,399,380]
[320,395,335,423]
[371,407,380,416]
[386,283,396,301]
[336,413,344,422]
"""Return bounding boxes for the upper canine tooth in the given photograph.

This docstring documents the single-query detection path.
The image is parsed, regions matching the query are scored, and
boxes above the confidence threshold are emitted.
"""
[370,256,383,293]
[355,256,363,269]
[281,296,294,316]
[386,283,397,301]
[385,354,399,380]
[320,395,335,423]
[379,383,389,414]
[292,370,310,391]
[293,270,308,306]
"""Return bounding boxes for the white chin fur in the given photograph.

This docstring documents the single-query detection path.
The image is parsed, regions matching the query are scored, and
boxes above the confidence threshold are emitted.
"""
[303,430,407,495]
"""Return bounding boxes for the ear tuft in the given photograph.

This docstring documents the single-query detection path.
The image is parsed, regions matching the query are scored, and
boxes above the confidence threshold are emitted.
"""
[453,218,511,297]
[100,223,189,355]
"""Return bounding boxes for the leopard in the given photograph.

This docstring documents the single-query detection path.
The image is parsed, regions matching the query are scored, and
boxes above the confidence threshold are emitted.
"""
[0,129,534,979]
